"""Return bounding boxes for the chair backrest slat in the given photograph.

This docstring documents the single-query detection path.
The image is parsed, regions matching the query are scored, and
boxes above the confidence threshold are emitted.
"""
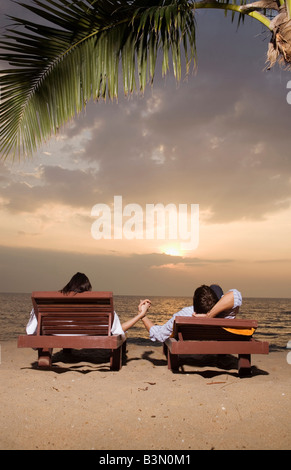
[173,317,258,342]
[31,291,114,336]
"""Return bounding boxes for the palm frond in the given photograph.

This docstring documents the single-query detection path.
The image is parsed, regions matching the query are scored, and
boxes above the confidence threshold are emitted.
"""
[0,0,197,158]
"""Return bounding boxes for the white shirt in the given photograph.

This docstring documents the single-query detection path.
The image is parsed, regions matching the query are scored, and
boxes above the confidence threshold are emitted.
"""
[26,309,125,336]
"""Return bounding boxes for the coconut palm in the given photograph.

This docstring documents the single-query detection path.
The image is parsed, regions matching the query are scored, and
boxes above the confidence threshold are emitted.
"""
[0,0,290,159]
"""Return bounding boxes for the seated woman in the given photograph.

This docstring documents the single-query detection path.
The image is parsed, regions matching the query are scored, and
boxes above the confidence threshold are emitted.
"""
[26,272,149,336]
[139,284,242,343]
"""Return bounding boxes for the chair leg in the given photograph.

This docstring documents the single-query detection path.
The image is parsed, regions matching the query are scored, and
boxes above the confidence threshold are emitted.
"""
[122,341,127,364]
[110,347,122,371]
[167,349,179,372]
[163,343,168,357]
[238,354,252,377]
[38,348,53,368]
[122,341,127,357]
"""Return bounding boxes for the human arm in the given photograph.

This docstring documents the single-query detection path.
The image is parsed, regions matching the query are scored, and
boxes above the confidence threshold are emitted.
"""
[192,293,235,318]
[141,315,155,333]
[193,289,242,318]
[121,299,151,332]
[142,306,194,342]
[206,290,235,318]
[142,314,175,342]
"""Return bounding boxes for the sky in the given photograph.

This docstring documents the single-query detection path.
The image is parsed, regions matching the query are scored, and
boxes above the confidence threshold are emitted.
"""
[0,1,291,297]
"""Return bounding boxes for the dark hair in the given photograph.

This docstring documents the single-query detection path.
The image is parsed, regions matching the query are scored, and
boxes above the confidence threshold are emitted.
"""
[210,284,224,300]
[193,285,219,313]
[60,272,92,294]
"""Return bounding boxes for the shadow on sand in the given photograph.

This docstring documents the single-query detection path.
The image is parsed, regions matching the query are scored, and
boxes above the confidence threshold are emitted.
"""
[23,337,269,378]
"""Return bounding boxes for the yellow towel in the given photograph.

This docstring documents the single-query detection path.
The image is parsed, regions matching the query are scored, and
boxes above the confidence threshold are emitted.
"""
[222,327,255,336]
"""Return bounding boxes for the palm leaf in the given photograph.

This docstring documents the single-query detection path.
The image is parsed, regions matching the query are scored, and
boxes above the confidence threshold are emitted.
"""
[0,0,197,158]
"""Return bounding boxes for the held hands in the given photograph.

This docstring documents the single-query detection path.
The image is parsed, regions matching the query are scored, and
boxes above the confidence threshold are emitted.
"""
[138,299,151,317]
[121,299,152,333]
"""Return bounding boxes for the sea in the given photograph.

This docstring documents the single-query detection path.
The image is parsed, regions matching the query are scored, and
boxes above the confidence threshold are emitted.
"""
[0,293,290,350]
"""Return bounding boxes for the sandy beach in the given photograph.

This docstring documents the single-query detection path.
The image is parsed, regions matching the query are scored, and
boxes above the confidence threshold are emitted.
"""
[0,340,290,451]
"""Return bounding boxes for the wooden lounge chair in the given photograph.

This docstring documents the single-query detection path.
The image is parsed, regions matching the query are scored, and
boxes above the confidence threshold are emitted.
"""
[163,317,269,376]
[17,291,126,371]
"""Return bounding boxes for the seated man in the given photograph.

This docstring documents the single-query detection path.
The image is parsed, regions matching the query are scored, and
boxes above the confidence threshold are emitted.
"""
[139,284,242,343]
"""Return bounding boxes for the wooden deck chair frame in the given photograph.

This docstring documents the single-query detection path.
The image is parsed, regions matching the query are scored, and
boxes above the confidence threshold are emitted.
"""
[18,291,126,371]
[163,317,269,376]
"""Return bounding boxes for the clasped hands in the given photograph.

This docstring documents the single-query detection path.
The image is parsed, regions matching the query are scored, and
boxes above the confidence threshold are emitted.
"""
[138,299,151,317]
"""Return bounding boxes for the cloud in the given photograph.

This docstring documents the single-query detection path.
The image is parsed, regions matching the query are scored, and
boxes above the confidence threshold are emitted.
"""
[2,68,291,223]
[0,243,237,295]
[0,165,101,213]
[1,1,291,298]
[1,243,290,296]
[49,78,291,224]
[2,4,290,225]
[0,244,192,294]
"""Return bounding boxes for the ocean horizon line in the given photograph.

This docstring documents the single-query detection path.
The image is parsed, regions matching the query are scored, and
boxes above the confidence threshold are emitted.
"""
[1,291,291,301]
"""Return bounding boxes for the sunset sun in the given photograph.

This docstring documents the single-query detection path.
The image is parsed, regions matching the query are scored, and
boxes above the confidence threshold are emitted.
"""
[162,246,184,257]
